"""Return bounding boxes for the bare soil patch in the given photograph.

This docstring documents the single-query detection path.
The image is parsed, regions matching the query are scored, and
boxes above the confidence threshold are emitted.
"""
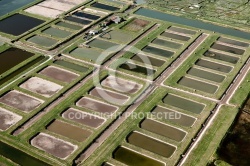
[39,66,79,83]
[0,90,43,113]
[76,97,118,114]
[89,87,129,105]
[62,108,105,128]
[123,19,150,32]
[47,120,92,142]
[20,77,63,98]
[25,0,87,18]
[101,76,142,94]
[31,133,77,159]
[0,107,22,131]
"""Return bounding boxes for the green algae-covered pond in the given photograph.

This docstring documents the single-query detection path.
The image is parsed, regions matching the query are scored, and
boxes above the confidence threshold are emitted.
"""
[114,146,165,166]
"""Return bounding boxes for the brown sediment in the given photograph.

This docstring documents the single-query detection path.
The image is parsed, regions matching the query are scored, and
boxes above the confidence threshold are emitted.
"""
[47,120,92,142]
[123,18,150,32]
[89,87,129,105]
[31,133,77,159]
[0,107,22,131]
[76,97,118,114]
[101,76,141,94]
[0,90,43,112]
[141,119,187,142]
[127,131,176,158]
[62,108,105,128]
[39,66,79,83]
[20,77,63,97]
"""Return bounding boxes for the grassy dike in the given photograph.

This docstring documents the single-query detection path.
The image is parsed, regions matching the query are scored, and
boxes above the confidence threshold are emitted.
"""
[0,155,18,166]
[183,105,238,166]
[230,70,250,107]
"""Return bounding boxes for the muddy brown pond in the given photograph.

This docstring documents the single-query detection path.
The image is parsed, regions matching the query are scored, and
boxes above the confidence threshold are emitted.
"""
[62,108,105,128]
[39,66,79,83]
[31,133,77,159]
[0,90,43,113]
[90,87,129,105]
[141,119,187,142]
[47,120,92,142]
[0,47,34,75]
[127,131,176,158]
[76,97,118,114]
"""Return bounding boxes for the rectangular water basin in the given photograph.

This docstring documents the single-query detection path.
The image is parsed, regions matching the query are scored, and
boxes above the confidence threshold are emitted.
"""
[31,133,77,159]
[120,62,155,76]
[211,43,245,55]
[55,21,82,30]
[127,131,176,157]
[62,108,105,128]
[187,67,225,83]
[47,120,92,142]
[161,31,190,41]
[0,14,45,36]
[64,16,92,25]
[42,27,72,38]
[88,39,118,50]
[168,26,196,35]
[91,2,119,11]
[152,106,196,127]
[73,11,100,20]
[113,146,165,166]
[0,47,34,75]
[179,77,218,94]
[27,35,58,47]
[141,119,186,142]
[204,50,239,64]
[131,54,165,67]
[218,37,249,47]
[54,60,89,73]
[69,47,103,63]
[142,46,174,58]
[196,59,233,73]
[152,38,182,49]
[163,94,205,114]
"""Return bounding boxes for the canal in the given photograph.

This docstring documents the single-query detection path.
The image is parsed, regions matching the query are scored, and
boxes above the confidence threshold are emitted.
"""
[135,8,250,40]
[0,0,37,17]
[0,140,50,166]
